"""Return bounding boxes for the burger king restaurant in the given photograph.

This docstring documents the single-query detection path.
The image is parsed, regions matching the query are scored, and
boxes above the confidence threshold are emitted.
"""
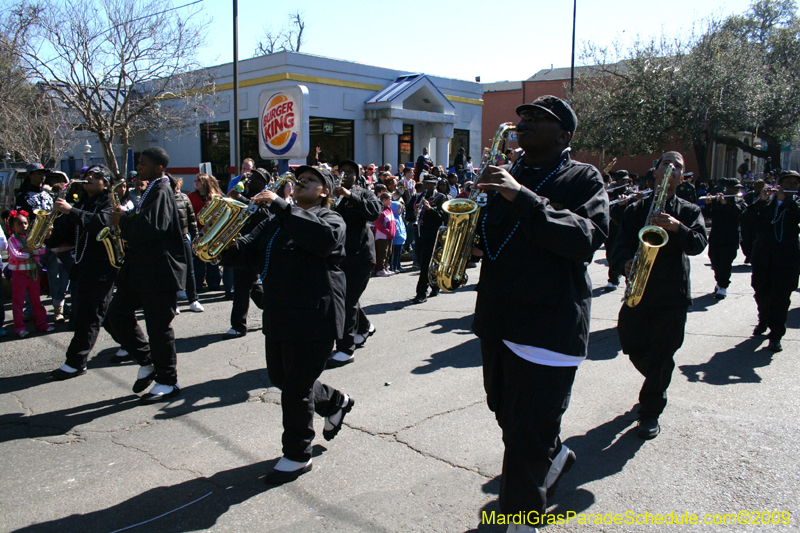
[156,51,484,185]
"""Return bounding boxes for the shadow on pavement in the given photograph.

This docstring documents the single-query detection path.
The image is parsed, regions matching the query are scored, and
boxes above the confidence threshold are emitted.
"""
[679,336,773,385]
[13,445,330,533]
[412,337,481,375]
[0,369,272,443]
[587,325,622,361]
[409,314,473,336]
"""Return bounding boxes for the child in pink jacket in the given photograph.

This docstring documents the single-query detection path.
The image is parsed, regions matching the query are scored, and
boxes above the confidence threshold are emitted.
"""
[7,210,52,337]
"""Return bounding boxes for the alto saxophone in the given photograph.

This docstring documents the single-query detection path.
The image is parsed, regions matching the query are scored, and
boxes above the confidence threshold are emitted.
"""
[622,164,674,307]
[27,179,88,250]
[193,172,297,263]
[428,123,516,292]
[96,181,127,268]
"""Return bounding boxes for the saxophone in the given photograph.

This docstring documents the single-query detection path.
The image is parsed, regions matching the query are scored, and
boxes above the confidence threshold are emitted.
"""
[428,123,516,292]
[622,164,674,307]
[193,172,296,263]
[27,179,87,250]
[96,181,127,268]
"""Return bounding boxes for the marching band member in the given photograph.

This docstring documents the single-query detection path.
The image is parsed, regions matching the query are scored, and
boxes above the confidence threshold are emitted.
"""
[742,170,800,352]
[473,96,609,532]
[221,165,353,484]
[105,147,187,402]
[706,177,745,299]
[612,151,707,439]
[328,159,382,367]
[50,165,117,380]
[411,173,447,304]
[222,168,270,339]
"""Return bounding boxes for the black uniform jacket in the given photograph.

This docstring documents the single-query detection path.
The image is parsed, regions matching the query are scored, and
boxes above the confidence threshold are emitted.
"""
[117,179,187,292]
[417,190,448,241]
[708,197,745,245]
[69,191,117,281]
[334,186,382,267]
[222,198,346,341]
[472,154,610,358]
[742,196,800,266]
[611,195,707,308]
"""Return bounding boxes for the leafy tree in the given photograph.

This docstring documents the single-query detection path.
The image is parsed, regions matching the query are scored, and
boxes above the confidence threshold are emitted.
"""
[571,0,800,179]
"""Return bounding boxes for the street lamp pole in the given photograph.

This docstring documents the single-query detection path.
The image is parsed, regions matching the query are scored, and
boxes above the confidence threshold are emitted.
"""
[570,0,577,94]
[232,0,240,177]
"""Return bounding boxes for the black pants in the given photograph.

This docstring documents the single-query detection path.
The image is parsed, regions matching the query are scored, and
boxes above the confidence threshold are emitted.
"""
[708,242,738,288]
[265,334,344,462]
[230,267,259,334]
[104,284,179,386]
[617,305,687,419]
[64,273,115,370]
[740,222,756,262]
[606,222,622,284]
[751,253,800,341]
[336,262,373,355]
[415,237,437,298]
[481,339,576,519]
[182,235,199,302]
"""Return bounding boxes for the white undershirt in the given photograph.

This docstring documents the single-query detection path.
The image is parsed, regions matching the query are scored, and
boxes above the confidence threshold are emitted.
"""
[503,340,585,367]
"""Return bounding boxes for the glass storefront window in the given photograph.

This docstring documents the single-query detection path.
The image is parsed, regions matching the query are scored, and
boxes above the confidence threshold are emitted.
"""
[307,117,354,167]
[200,120,231,183]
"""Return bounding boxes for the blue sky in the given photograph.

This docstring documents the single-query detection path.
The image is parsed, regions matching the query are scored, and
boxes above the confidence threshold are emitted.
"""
[193,0,761,82]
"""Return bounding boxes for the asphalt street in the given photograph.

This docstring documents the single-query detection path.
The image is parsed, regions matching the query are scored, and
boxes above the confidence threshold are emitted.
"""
[0,247,798,532]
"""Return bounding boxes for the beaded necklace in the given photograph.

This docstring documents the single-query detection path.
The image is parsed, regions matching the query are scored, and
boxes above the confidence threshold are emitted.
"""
[258,227,282,282]
[480,157,566,261]
[772,200,787,243]
[136,177,169,214]
[74,200,100,264]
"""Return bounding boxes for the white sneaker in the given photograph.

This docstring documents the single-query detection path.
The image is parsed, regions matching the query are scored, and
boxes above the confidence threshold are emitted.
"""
[116,348,129,357]
[176,290,188,300]
[174,306,181,315]
[376,269,391,277]
[715,287,727,299]
[189,301,205,313]
[604,281,618,292]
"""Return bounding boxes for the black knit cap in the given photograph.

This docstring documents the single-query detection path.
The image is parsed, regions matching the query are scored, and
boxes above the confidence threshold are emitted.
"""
[85,164,113,182]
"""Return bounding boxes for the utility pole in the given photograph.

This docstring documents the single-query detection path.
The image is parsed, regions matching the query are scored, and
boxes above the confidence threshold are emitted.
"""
[233,0,240,175]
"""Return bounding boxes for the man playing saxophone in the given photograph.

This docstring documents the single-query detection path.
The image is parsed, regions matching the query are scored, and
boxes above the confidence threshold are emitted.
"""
[472,96,609,532]
[611,151,707,440]
[50,165,117,380]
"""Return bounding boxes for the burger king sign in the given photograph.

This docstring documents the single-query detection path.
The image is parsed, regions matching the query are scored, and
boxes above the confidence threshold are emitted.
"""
[258,85,309,159]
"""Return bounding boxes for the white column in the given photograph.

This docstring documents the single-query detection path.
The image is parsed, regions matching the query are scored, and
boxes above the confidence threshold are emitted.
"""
[379,117,402,171]
[435,136,450,169]
[365,119,380,166]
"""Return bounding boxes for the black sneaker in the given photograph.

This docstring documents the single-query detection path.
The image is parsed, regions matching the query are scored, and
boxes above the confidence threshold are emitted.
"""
[767,340,783,352]
[637,417,660,440]
[411,295,427,304]
[753,323,768,336]
[323,396,354,441]
[546,447,576,500]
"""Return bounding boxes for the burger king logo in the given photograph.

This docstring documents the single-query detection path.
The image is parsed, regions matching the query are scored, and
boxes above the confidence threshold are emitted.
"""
[261,93,298,155]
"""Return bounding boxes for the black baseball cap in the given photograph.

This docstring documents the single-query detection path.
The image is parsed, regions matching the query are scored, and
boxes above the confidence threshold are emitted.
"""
[294,165,335,195]
[27,163,46,174]
[516,95,578,134]
[338,159,360,175]
[720,177,743,188]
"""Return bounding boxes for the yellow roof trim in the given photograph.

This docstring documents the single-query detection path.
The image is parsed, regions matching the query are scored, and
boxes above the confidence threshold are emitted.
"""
[215,72,484,106]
